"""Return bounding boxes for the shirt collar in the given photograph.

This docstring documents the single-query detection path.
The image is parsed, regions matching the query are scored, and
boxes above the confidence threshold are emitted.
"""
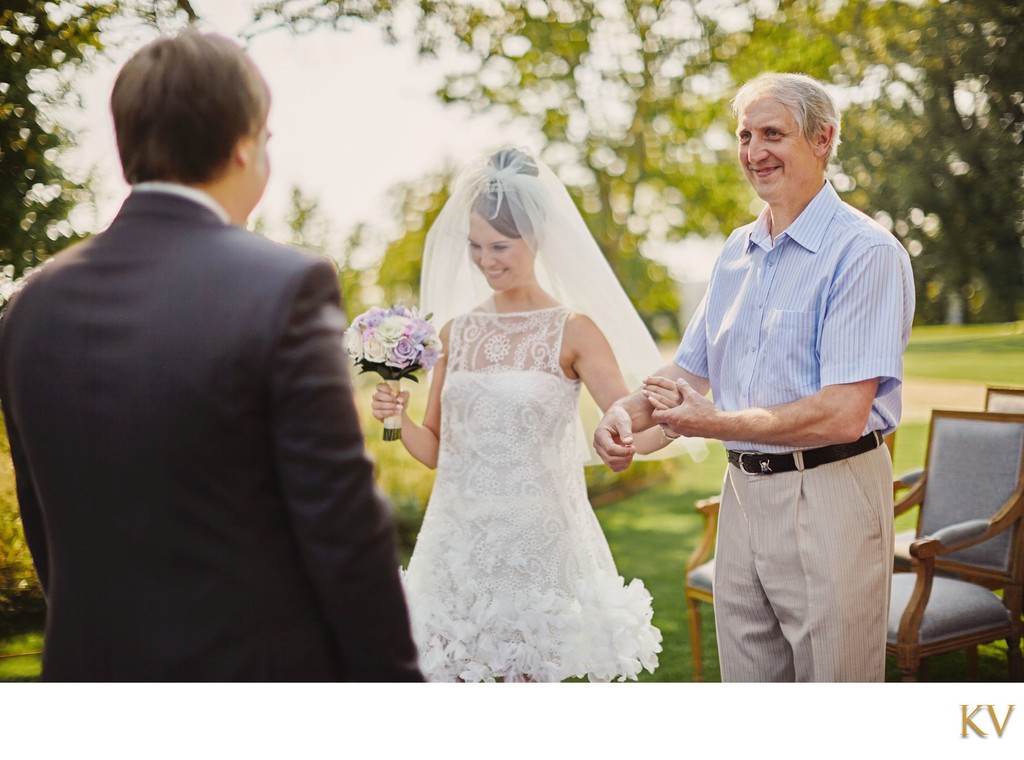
[784,180,840,254]
[744,180,840,255]
[746,207,774,253]
[132,181,231,224]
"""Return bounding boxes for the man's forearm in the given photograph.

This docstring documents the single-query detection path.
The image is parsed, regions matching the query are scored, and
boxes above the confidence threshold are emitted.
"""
[722,380,878,446]
[655,378,879,448]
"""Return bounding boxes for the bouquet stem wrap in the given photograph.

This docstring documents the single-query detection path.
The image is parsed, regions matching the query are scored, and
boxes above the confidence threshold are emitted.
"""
[383,379,403,441]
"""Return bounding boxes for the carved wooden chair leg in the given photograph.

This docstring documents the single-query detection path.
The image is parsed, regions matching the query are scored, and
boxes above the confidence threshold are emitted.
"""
[686,598,704,683]
[1008,637,1023,680]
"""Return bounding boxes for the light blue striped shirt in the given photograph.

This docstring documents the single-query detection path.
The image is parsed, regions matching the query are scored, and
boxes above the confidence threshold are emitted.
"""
[674,181,916,453]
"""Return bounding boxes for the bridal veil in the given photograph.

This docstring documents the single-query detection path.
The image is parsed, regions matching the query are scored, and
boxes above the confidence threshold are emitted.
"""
[419,148,706,464]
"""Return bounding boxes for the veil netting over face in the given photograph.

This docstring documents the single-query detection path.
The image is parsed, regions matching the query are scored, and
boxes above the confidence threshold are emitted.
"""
[418,148,706,465]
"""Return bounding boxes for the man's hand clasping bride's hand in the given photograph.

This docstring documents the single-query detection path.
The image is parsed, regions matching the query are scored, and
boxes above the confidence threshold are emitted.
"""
[644,375,717,440]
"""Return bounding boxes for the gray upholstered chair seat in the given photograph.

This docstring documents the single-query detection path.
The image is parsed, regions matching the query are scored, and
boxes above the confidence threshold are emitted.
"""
[687,559,714,593]
[888,574,1012,645]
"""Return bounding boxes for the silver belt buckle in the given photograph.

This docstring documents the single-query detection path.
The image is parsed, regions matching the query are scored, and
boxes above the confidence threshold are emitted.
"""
[737,451,768,474]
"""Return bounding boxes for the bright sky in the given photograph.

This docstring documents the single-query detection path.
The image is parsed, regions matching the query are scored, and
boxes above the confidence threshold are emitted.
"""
[61,0,534,245]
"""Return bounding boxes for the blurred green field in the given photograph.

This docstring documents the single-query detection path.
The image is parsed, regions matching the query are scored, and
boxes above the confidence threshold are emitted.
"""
[903,321,1024,385]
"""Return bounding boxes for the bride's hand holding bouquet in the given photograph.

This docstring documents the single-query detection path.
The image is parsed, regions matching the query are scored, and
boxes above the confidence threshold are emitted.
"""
[343,305,442,440]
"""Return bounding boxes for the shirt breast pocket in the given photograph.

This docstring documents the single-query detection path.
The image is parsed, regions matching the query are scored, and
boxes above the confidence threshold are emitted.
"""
[762,309,818,394]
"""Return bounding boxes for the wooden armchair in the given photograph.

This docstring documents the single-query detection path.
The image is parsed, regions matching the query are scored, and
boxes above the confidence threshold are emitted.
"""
[986,386,1024,413]
[683,495,719,681]
[888,410,1024,681]
[894,385,1024,569]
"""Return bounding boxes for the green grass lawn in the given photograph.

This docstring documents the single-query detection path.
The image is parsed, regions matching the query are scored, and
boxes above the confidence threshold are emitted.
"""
[593,447,726,682]
[0,632,42,682]
[2,322,1021,682]
[903,321,1024,384]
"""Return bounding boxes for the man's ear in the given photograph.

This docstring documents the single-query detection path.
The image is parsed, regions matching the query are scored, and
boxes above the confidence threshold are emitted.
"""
[232,134,257,168]
[812,124,834,159]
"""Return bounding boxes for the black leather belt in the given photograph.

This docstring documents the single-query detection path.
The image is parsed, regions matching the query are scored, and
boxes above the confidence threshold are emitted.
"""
[727,431,883,475]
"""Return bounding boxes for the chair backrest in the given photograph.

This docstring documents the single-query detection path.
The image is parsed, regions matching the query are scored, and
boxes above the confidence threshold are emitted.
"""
[919,410,1024,574]
[986,386,1024,414]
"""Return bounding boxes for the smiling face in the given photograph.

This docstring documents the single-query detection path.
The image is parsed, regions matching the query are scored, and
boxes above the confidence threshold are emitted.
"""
[468,212,536,292]
[737,96,832,217]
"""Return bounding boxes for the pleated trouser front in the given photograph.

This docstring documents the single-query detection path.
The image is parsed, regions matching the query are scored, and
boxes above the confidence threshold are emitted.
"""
[713,444,894,682]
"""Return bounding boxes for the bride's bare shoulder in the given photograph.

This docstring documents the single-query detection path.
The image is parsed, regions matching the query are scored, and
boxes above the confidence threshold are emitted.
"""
[562,311,612,353]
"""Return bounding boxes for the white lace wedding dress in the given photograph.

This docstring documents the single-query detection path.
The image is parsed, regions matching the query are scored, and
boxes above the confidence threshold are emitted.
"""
[402,306,662,682]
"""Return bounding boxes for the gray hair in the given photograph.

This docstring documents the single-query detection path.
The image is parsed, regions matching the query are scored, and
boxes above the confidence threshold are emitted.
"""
[732,72,842,163]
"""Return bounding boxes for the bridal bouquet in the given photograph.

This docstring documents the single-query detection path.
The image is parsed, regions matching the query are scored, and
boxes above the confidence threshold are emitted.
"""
[343,304,442,440]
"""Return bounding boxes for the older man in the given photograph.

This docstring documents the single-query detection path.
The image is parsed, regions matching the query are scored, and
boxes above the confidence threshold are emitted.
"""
[596,72,915,681]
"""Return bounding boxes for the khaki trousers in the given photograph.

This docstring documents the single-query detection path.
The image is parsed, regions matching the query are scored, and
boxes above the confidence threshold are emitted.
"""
[713,444,894,681]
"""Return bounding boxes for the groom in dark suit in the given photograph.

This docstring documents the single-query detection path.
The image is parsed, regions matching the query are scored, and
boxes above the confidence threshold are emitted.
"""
[0,31,421,681]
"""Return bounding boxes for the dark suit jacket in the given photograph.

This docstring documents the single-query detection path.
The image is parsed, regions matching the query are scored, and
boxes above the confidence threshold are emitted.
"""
[0,191,422,681]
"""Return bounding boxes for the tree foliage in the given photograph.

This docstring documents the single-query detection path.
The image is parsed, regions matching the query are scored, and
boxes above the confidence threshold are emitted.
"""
[257,0,751,339]
[0,2,113,276]
[714,0,1024,323]
[7,1,1014,324]
[846,0,1023,323]
[421,0,758,339]
[258,0,1024,326]
[0,1,202,281]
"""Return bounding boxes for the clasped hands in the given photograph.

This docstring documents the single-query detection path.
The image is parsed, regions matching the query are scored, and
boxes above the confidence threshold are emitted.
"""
[594,374,714,472]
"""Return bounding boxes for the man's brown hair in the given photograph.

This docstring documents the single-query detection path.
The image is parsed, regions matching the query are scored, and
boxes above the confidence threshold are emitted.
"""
[111,30,269,185]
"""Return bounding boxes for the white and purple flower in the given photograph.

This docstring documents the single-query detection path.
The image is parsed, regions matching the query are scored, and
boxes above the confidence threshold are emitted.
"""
[343,304,442,381]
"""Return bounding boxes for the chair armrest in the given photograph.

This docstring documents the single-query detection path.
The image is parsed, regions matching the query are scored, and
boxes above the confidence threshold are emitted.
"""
[694,496,720,519]
[910,518,998,560]
[910,479,1024,559]
[894,474,926,516]
[894,467,924,492]
[686,495,721,572]
[929,519,991,549]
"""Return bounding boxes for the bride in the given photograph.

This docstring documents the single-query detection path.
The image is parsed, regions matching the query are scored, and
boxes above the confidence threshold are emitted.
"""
[371,148,705,682]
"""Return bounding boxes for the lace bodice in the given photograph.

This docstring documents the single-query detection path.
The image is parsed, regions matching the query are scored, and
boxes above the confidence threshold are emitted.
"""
[446,306,572,376]
[437,306,585,476]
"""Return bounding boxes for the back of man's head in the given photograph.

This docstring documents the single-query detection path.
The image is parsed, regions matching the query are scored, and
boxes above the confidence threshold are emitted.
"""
[111,30,269,186]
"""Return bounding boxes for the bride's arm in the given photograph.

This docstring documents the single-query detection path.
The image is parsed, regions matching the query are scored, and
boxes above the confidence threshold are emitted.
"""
[370,321,449,469]
[561,314,674,456]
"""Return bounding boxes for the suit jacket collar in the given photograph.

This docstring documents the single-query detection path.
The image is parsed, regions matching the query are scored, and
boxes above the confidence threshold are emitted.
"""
[133,182,231,223]
[113,189,232,229]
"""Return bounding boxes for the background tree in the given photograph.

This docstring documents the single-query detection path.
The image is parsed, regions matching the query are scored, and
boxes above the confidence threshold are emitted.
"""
[0,0,203,285]
[259,0,1023,327]
[705,0,1023,324]
[0,2,110,277]
[422,0,757,340]
[843,0,1023,323]
[255,0,758,340]
[373,168,453,312]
